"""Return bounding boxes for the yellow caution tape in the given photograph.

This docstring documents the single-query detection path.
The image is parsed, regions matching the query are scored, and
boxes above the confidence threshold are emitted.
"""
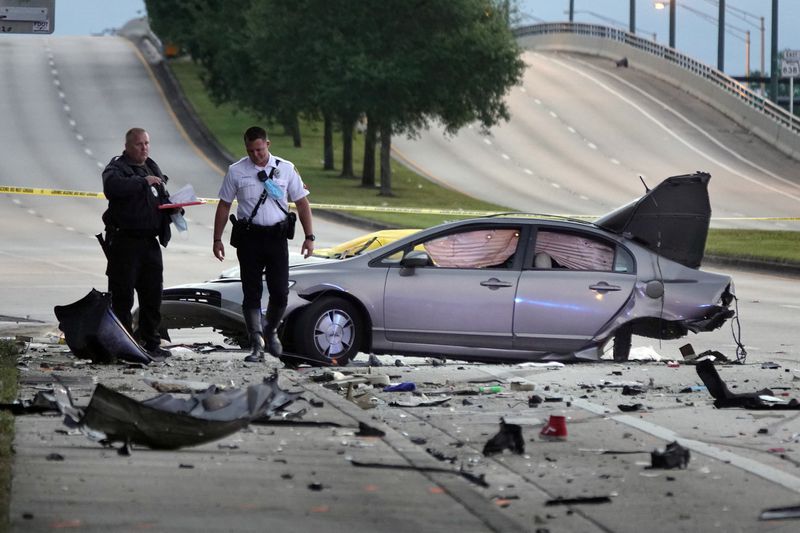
[0,186,105,199]
[2,185,799,221]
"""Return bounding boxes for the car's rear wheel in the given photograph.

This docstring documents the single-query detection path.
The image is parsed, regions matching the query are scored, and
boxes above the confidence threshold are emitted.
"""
[612,326,632,362]
[295,296,362,365]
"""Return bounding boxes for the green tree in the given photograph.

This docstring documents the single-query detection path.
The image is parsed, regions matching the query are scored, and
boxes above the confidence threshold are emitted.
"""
[145,0,524,195]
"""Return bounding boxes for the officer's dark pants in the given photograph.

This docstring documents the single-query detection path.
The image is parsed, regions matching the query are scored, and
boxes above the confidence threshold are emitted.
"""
[236,225,289,315]
[106,234,163,350]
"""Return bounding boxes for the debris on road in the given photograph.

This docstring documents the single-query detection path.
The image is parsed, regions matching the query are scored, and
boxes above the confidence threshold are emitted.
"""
[539,415,568,440]
[57,373,298,449]
[650,441,690,469]
[383,382,416,392]
[759,504,800,521]
[696,360,800,409]
[349,459,489,488]
[545,495,612,506]
[483,419,525,455]
[389,395,451,408]
[53,289,154,365]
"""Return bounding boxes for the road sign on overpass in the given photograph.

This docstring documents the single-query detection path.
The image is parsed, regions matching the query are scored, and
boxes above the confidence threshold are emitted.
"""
[0,0,54,34]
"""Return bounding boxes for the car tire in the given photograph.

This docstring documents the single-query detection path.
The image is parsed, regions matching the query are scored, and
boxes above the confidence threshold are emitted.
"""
[296,296,362,365]
[613,326,632,362]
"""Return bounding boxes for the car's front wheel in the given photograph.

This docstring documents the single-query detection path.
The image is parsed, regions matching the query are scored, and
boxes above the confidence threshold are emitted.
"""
[295,296,362,365]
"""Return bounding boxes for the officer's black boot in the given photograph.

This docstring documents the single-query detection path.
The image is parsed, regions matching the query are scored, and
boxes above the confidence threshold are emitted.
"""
[243,308,265,363]
[263,304,285,357]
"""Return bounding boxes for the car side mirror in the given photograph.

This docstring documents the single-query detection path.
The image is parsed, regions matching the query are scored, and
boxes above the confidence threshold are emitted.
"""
[399,250,430,276]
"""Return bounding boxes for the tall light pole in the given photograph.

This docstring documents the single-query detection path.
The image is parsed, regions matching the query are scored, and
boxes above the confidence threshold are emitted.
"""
[630,0,636,34]
[669,0,676,48]
[654,1,676,48]
[770,0,778,103]
[717,0,725,71]
[568,0,574,22]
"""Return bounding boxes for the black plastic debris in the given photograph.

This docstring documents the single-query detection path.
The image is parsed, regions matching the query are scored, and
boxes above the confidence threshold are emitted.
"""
[761,361,781,370]
[546,496,612,506]
[308,482,324,491]
[696,360,800,409]
[0,390,60,415]
[650,441,690,469]
[355,421,386,438]
[618,403,644,412]
[426,448,457,463]
[483,420,525,456]
[59,374,297,449]
[621,385,645,396]
[46,453,65,461]
[528,395,543,407]
[759,504,800,521]
[53,289,152,364]
[350,459,488,488]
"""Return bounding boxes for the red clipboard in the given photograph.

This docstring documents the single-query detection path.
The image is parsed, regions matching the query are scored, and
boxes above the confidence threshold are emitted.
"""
[159,200,206,210]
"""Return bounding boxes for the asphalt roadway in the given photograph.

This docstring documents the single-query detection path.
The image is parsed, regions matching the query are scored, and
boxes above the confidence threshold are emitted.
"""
[5,318,800,533]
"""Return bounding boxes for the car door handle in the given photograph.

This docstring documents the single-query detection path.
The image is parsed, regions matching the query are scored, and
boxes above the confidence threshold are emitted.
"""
[480,278,513,290]
[589,281,621,292]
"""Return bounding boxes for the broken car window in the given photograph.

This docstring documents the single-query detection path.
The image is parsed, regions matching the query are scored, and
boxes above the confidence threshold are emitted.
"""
[532,230,615,271]
[423,228,520,268]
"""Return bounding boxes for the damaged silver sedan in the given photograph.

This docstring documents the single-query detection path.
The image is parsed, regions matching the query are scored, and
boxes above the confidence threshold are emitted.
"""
[278,172,735,365]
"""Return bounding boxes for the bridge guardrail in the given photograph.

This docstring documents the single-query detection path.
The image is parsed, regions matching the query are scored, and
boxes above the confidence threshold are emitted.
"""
[514,22,800,143]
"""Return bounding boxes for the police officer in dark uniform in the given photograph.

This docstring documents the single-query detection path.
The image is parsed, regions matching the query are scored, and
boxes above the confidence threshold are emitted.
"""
[212,126,315,363]
[102,127,176,360]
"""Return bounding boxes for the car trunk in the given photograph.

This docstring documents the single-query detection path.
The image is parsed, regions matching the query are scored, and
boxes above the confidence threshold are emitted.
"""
[594,172,711,269]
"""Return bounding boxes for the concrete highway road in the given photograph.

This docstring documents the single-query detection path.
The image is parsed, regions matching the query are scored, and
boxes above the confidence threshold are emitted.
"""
[395,51,800,231]
[0,35,362,323]
[1,33,800,533]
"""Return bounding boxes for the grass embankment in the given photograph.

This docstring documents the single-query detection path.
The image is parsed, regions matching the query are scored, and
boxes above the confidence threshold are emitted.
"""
[0,340,18,531]
[706,229,800,264]
[170,60,800,265]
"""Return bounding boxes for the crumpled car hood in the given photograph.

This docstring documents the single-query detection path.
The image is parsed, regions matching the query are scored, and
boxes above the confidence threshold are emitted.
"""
[595,172,711,269]
[60,374,298,449]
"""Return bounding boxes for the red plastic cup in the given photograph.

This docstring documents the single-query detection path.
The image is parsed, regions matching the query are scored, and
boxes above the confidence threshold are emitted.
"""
[540,415,568,440]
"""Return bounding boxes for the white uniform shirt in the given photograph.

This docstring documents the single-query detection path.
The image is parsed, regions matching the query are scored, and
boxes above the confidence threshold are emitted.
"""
[218,154,309,227]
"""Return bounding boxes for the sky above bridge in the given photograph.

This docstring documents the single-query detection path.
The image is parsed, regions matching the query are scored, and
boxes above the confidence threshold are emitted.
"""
[50,0,800,78]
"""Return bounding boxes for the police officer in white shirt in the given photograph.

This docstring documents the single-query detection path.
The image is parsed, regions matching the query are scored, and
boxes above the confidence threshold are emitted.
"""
[212,126,315,362]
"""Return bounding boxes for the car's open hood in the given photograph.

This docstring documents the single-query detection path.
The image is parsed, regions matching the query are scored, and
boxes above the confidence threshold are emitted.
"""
[595,172,711,269]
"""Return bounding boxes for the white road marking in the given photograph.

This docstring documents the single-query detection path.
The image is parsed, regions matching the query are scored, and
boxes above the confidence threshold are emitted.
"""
[610,158,620,165]
[483,138,492,145]
[523,168,533,175]
[27,209,36,215]
[567,126,576,134]
[573,398,800,493]
[84,148,93,157]
[549,111,558,118]
[501,153,510,160]
[587,142,597,150]
[534,98,541,105]
[481,361,800,494]
[780,304,800,310]
[551,182,561,189]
